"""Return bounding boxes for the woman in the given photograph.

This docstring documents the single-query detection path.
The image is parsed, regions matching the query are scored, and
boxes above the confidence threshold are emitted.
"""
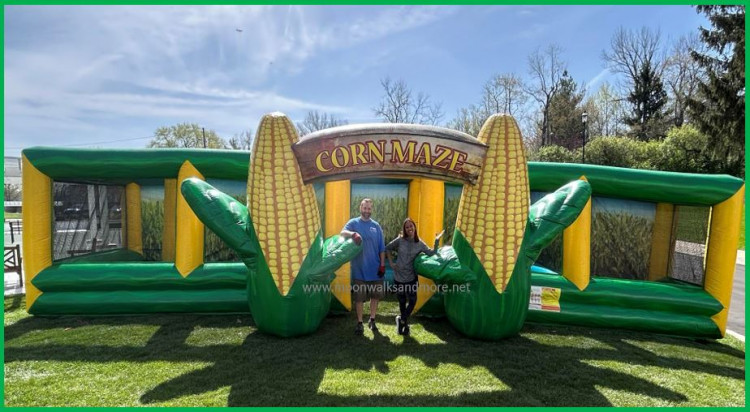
[386,218,444,335]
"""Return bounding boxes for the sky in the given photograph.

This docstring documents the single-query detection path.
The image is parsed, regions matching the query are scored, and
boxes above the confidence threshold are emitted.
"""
[4,5,709,157]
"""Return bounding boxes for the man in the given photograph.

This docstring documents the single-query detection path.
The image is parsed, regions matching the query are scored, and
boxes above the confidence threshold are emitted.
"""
[341,198,386,335]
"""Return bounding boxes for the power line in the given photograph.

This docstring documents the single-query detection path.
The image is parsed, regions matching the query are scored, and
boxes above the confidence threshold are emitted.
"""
[5,135,156,150]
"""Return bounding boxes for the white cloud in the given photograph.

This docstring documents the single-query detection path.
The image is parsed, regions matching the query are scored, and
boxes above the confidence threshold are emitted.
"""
[5,5,459,154]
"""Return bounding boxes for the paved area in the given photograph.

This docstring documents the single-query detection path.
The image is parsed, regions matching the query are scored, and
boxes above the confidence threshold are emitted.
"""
[4,270,24,297]
[727,262,744,338]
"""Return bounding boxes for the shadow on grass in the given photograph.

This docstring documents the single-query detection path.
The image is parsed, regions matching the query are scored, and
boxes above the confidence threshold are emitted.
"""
[4,294,23,312]
[4,303,745,407]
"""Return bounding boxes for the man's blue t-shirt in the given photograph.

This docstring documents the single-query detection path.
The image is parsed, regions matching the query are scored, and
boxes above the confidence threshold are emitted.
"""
[345,217,385,281]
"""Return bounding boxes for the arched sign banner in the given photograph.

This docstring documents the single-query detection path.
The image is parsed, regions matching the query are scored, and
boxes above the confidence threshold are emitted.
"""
[292,124,489,185]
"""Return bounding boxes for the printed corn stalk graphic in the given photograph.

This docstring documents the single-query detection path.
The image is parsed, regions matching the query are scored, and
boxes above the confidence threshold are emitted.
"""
[415,114,592,340]
[181,113,360,337]
[591,211,652,279]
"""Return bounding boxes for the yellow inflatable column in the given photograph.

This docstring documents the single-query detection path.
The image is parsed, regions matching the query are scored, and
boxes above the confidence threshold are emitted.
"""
[704,185,745,336]
[408,179,421,221]
[125,183,143,254]
[409,178,445,313]
[325,180,352,310]
[562,176,591,290]
[176,161,205,276]
[22,155,51,310]
[162,178,177,262]
[648,203,675,281]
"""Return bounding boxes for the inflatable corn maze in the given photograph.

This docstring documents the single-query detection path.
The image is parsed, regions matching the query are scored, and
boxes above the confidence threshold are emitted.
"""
[21,113,744,340]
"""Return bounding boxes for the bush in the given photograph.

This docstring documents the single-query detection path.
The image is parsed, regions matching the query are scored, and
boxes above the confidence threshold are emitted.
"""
[631,140,662,170]
[584,137,639,168]
[655,125,712,174]
[528,145,578,163]
[530,126,715,175]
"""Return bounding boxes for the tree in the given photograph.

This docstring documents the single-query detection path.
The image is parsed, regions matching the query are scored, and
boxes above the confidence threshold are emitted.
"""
[482,73,528,117]
[147,123,227,149]
[688,5,745,177]
[602,26,670,140]
[584,82,626,137]
[525,44,567,146]
[448,72,528,137]
[4,184,21,201]
[373,77,443,125]
[623,60,670,140]
[547,71,585,150]
[447,104,486,137]
[663,34,705,127]
[296,111,348,136]
[602,26,664,88]
[227,130,253,150]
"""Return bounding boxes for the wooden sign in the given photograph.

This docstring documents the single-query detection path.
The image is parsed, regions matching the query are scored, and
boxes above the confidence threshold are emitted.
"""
[292,124,488,185]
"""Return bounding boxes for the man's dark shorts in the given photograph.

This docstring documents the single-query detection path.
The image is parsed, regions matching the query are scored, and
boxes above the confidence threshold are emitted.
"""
[353,279,385,302]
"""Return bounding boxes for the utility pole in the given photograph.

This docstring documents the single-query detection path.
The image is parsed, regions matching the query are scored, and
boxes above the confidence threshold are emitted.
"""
[202,127,206,148]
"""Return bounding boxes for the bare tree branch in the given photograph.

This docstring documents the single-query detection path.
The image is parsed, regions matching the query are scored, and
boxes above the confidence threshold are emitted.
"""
[227,130,253,150]
[373,77,443,125]
[602,26,664,87]
[296,111,348,136]
[663,33,706,126]
[525,44,567,146]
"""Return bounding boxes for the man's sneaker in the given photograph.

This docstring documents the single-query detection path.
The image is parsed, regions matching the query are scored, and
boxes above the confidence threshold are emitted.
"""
[355,322,364,335]
[368,318,378,332]
[403,323,410,336]
[396,315,403,335]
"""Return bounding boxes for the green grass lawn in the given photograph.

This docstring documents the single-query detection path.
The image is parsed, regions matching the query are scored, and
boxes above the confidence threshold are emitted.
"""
[4,296,745,407]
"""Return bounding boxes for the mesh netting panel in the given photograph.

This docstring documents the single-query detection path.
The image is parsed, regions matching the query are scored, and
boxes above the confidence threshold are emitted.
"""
[669,206,709,285]
[52,183,124,260]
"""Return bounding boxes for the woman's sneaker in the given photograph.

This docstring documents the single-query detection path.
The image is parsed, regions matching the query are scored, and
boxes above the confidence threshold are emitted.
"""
[396,316,403,335]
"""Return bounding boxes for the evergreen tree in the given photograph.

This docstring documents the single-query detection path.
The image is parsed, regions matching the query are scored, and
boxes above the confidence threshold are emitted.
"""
[688,5,745,177]
[624,60,669,140]
[547,71,585,150]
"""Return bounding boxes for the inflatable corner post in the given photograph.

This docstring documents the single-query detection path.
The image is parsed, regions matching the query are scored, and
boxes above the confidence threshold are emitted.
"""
[181,113,361,337]
[415,115,592,340]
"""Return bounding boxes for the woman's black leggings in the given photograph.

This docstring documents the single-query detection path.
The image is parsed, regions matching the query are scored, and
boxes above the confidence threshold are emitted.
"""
[395,281,418,323]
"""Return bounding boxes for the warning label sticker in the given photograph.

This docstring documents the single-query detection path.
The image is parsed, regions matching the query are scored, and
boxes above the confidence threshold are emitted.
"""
[529,286,561,312]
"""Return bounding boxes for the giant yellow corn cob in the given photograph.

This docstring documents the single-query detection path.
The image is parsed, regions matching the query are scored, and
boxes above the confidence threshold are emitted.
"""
[248,113,321,295]
[455,114,529,294]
